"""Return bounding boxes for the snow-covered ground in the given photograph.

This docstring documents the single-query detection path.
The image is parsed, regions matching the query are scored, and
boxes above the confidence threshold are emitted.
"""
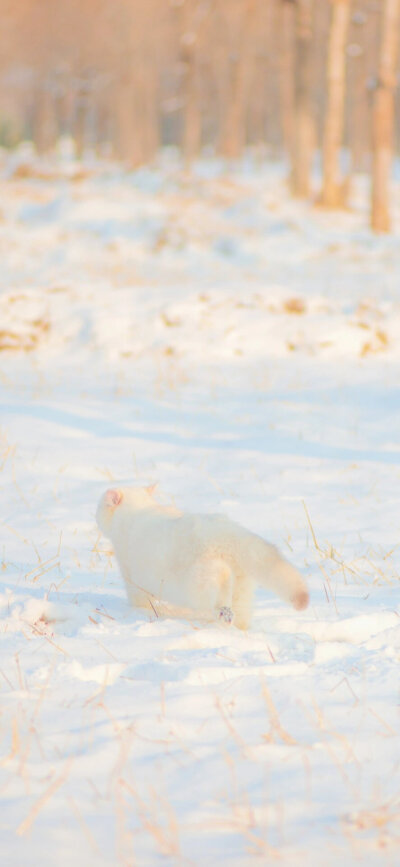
[1,147,400,866]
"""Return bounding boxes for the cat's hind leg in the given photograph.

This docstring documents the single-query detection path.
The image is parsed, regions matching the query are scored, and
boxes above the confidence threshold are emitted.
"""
[190,556,234,624]
[232,573,254,630]
[129,589,155,611]
[124,574,156,612]
[219,606,234,624]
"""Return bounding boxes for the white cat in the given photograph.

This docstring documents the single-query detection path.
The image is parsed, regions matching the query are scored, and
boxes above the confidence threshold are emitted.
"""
[96,486,309,630]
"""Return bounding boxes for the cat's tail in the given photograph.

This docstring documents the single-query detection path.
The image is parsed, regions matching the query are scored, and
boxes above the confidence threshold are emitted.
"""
[244,534,309,611]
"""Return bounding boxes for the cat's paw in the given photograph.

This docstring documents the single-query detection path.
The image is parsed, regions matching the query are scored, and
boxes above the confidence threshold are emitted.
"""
[219,606,233,624]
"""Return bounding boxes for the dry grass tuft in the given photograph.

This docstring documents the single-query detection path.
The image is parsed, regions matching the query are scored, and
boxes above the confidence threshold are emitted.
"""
[360,328,389,357]
[0,319,50,352]
[17,758,73,835]
[11,162,92,183]
[282,297,306,315]
[345,800,400,832]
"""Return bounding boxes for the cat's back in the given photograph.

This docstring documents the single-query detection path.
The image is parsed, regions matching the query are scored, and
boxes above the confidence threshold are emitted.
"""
[115,497,249,557]
[122,509,227,556]
[115,499,183,550]
[178,511,247,549]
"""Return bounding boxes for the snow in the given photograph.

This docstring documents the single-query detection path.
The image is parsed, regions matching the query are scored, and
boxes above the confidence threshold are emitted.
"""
[0,147,399,865]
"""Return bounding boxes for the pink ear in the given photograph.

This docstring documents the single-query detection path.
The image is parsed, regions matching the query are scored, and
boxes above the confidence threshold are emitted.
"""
[104,489,123,508]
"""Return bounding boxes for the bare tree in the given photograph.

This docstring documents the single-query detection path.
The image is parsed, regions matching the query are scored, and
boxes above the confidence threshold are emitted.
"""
[278,0,296,159]
[180,0,202,165]
[218,0,256,159]
[1,0,400,235]
[347,9,368,173]
[320,0,351,207]
[290,0,315,197]
[371,0,400,232]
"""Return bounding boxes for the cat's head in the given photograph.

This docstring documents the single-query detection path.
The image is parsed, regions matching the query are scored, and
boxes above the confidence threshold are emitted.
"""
[96,485,158,535]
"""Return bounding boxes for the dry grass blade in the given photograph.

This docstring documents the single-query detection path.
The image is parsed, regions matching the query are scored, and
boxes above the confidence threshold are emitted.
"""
[25,554,59,579]
[261,682,297,746]
[0,668,15,690]
[28,622,69,656]
[215,697,247,751]
[95,608,116,621]
[67,796,101,855]
[17,758,73,835]
[29,558,60,583]
[1,717,20,765]
[119,778,181,859]
[302,500,321,553]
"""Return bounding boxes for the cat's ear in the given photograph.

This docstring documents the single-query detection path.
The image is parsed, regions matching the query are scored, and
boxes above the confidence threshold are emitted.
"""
[146,483,158,498]
[104,489,123,508]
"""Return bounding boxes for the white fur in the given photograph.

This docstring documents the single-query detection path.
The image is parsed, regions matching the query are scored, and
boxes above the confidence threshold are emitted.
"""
[96,486,309,630]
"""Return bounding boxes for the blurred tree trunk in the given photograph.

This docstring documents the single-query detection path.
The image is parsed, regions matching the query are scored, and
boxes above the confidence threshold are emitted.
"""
[113,1,147,167]
[114,69,138,164]
[278,0,296,159]
[290,0,315,197]
[350,4,380,172]
[320,0,351,207]
[371,0,400,232]
[32,78,58,154]
[218,0,256,160]
[248,52,267,150]
[142,62,159,162]
[348,11,368,173]
[180,0,203,166]
[73,95,86,160]
[181,35,201,163]
[264,0,281,154]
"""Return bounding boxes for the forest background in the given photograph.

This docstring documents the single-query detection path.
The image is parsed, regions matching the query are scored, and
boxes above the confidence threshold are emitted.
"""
[1,0,400,231]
